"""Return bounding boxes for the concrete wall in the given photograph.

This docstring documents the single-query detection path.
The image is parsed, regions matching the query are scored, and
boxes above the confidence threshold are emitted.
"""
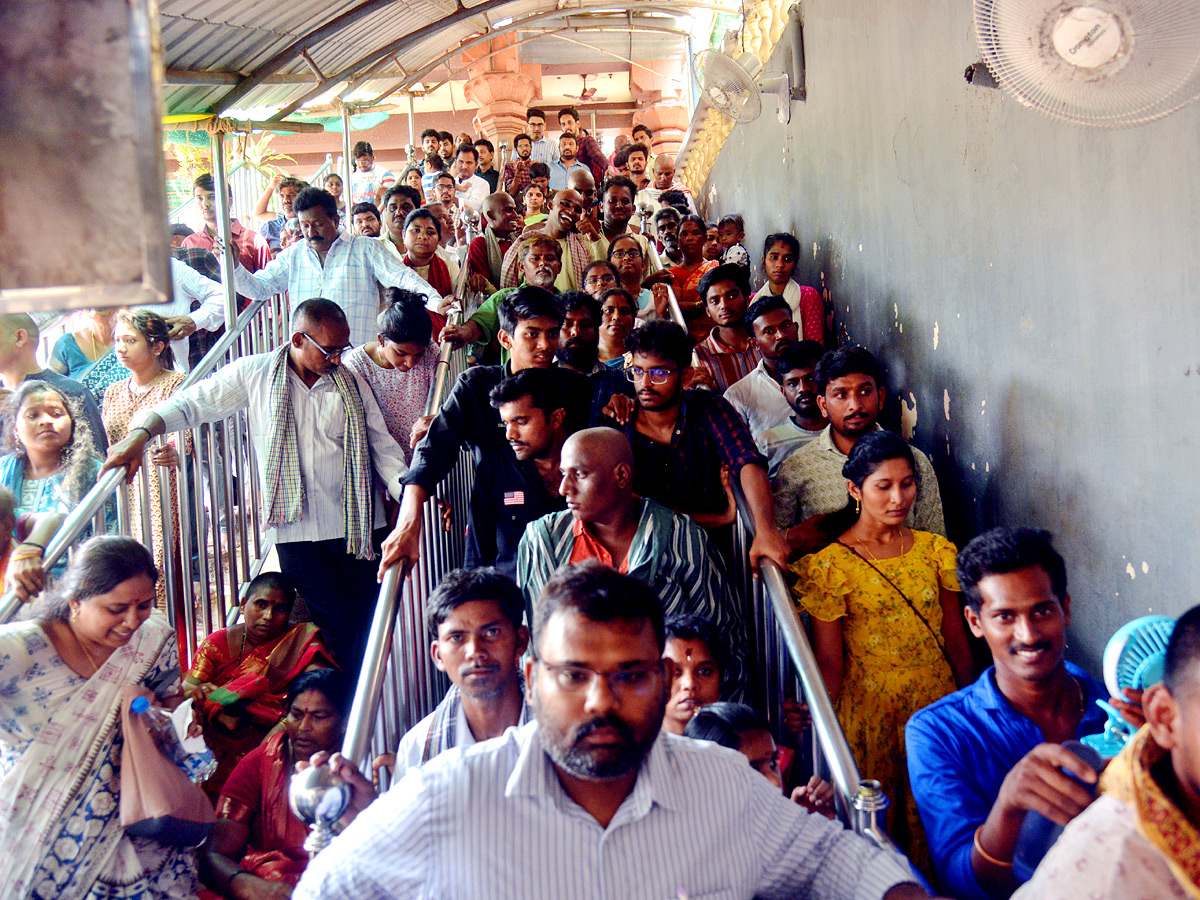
[701,0,1200,669]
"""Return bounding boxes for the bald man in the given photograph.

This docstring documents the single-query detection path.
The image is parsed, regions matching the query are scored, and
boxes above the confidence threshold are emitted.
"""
[498,189,596,292]
[635,154,697,220]
[516,427,748,694]
[465,193,523,295]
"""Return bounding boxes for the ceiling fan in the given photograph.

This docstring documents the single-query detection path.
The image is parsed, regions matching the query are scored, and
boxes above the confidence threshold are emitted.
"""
[563,75,608,103]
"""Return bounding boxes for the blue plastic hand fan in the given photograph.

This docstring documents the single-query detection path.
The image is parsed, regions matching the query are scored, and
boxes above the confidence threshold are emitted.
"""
[1081,615,1174,759]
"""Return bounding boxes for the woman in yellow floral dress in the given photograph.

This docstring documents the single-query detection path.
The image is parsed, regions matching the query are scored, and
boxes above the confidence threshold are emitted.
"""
[792,430,974,869]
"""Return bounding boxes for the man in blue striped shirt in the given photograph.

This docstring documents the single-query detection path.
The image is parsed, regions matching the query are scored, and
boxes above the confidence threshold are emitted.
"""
[296,563,937,900]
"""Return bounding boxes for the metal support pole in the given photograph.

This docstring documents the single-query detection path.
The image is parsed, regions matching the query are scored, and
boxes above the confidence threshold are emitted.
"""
[341,107,355,230]
[407,93,417,147]
[209,130,240,330]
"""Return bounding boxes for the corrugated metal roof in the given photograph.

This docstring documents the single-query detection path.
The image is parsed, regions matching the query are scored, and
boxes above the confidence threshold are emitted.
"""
[161,0,720,117]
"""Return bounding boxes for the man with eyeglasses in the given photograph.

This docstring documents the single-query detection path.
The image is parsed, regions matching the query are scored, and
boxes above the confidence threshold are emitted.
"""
[295,562,935,900]
[604,320,791,574]
[102,299,411,676]
[231,187,444,346]
[516,427,746,692]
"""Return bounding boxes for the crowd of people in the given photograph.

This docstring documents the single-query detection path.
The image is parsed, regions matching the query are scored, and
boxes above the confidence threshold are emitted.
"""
[0,106,1195,900]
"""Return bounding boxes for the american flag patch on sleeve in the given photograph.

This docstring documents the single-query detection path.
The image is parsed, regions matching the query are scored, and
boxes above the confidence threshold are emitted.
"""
[503,491,525,506]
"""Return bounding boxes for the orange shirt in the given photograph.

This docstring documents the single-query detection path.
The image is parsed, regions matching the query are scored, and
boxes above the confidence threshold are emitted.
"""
[568,517,630,573]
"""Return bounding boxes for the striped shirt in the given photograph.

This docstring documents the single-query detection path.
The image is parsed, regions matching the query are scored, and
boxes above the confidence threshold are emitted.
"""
[516,497,748,693]
[527,137,559,165]
[231,233,443,347]
[294,721,918,900]
[152,351,407,543]
[694,328,763,394]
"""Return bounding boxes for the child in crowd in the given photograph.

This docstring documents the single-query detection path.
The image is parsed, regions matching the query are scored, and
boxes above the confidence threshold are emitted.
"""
[323,173,345,216]
[662,614,727,735]
[718,213,751,272]
[703,222,723,261]
[185,572,336,798]
[420,154,445,205]
[685,701,836,819]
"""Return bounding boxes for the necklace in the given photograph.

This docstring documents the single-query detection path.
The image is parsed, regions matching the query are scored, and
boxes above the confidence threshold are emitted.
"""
[856,526,910,562]
[1065,674,1085,718]
[69,625,103,675]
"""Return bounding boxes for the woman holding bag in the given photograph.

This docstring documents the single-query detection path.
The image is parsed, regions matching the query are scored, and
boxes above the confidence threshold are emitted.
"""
[0,535,200,900]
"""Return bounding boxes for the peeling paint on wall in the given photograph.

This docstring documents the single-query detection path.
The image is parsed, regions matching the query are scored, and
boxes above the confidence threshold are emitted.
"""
[1142,561,1150,574]
[933,321,939,350]
[943,389,951,421]
[1126,563,1137,579]
[900,392,917,440]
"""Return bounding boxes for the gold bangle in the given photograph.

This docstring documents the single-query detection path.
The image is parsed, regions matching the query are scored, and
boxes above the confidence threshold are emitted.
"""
[973,824,1013,868]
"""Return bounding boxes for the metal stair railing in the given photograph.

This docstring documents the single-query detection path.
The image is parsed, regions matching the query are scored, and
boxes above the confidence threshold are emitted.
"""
[0,292,291,660]
[342,313,474,774]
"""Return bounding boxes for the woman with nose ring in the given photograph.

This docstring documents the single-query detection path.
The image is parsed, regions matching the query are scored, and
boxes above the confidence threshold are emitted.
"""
[790,430,974,873]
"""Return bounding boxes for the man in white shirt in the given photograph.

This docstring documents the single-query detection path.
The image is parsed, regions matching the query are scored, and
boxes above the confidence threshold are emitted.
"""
[231,187,443,346]
[156,256,229,372]
[755,340,828,477]
[393,567,530,778]
[452,143,491,213]
[295,562,939,900]
[635,154,697,219]
[724,294,801,441]
[350,140,396,207]
[101,298,411,674]
[525,108,559,165]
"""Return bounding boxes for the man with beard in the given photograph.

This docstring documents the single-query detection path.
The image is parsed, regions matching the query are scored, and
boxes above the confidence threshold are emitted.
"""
[376,185,420,259]
[464,192,522,294]
[755,340,828,477]
[554,291,634,422]
[474,138,500,193]
[392,567,530,776]
[232,187,442,347]
[548,133,590,192]
[627,141,651,190]
[294,562,933,900]
[772,345,945,545]
[589,177,658,272]
[441,234,562,362]
[252,174,306,254]
[350,201,382,237]
[499,189,593,292]
[693,264,761,393]
[502,132,535,196]
[462,369,571,576]
[558,107,609,184]
[653,206,683,264]
[418,128,441,172]
[724,295,802,440]
[517,428,746,694]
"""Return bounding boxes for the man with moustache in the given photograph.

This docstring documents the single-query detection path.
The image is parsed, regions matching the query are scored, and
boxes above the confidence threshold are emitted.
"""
[907,528,1123,900]
[724,296,803,440]
[524,108,559,165]
[460,369,572,576]
[548,133,590,192]
[653,206,683,263]
[772,345,945,543]
[295,563,937,900]
[517,428,746,693]
[693,264,761,393]
[392,567,530,776]
[627,142,651,190]
[499,189,594,292]
[502,133,535,196]
[756,341,828,477]
[635,153,697,219]
[376,185,420,258]
[464,192,523,295]
[230,187,442,347]
[350,202,382,237]
[553,291,635,423]
[253,174,306,254]
[557,107,609,184]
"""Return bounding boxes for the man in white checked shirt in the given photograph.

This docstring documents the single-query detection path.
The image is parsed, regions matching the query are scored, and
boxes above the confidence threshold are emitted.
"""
[296,563,946,900]
[102,299,411,675]
[231,187,446,347]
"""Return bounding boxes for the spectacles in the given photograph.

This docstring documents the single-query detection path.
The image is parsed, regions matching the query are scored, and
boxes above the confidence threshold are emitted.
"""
[585,274,617,287]
[610,247,643,259]
[301,332,353,362]
[538,661,664,695]
[625,365,677,385]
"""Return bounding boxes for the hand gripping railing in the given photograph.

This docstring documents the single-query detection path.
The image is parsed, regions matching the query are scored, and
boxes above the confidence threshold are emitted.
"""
[728,482,896,851]
[0,296,278,626]
[342,312,471,772]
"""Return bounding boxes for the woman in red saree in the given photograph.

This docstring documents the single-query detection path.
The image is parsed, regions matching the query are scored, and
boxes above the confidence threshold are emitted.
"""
[199,669,350,898]
[400,207,455,337]
[669,215,719,342]
[184,573,335,799]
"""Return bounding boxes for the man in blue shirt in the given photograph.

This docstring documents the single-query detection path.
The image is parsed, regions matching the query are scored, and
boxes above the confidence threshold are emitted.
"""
[906,527,1140,900]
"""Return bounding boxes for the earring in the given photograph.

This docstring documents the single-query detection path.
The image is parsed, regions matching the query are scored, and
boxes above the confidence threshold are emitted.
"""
[70,605,79,621]
[854,498,861,515]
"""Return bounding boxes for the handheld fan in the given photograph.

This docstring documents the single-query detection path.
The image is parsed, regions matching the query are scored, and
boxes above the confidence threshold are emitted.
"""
[1081,615,1174,758]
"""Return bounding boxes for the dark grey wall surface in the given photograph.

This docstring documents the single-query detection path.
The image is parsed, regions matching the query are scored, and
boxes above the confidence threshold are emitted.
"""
[701,0,1200,670]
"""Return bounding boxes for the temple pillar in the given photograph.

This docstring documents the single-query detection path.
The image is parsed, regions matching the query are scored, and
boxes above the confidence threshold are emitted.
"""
[461,36,541,149]
[633,104,690,159]
[628,60,689,158]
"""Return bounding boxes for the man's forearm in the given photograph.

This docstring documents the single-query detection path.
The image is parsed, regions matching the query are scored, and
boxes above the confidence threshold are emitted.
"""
[739,463,779,533]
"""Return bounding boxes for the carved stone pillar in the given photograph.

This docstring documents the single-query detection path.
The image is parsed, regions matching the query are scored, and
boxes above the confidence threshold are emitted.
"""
[460,35,541,149]
[633,104,690,159]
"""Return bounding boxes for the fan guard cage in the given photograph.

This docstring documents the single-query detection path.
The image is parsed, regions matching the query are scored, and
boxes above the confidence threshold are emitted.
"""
[975,0,1200,127]
[695,49,762,124]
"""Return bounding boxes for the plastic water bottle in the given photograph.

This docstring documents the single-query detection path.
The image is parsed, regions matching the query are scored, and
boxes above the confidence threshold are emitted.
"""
[1012,740,1102,881]
[129,696,217,783]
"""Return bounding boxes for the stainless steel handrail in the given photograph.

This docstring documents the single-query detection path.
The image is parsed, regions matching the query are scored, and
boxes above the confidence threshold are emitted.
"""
[0,297,271,624]
[341,311,464,768]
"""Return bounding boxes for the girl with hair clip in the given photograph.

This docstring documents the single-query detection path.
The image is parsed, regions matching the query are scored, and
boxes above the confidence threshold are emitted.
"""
[1,380,113,600]
[341,289,441,463]
[790,429,973,871]
[103,309,188,609]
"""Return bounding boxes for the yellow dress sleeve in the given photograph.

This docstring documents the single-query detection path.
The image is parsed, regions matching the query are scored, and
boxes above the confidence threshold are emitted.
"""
[926,533,962,593]
[790,549,850,622]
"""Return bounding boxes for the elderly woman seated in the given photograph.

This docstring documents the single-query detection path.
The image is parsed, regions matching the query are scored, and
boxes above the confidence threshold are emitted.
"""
[184,573,335,798]
[199,668,351,899]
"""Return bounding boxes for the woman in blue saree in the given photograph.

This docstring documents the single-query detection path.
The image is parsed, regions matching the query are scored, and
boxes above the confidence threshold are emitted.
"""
[0,536,199,899]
